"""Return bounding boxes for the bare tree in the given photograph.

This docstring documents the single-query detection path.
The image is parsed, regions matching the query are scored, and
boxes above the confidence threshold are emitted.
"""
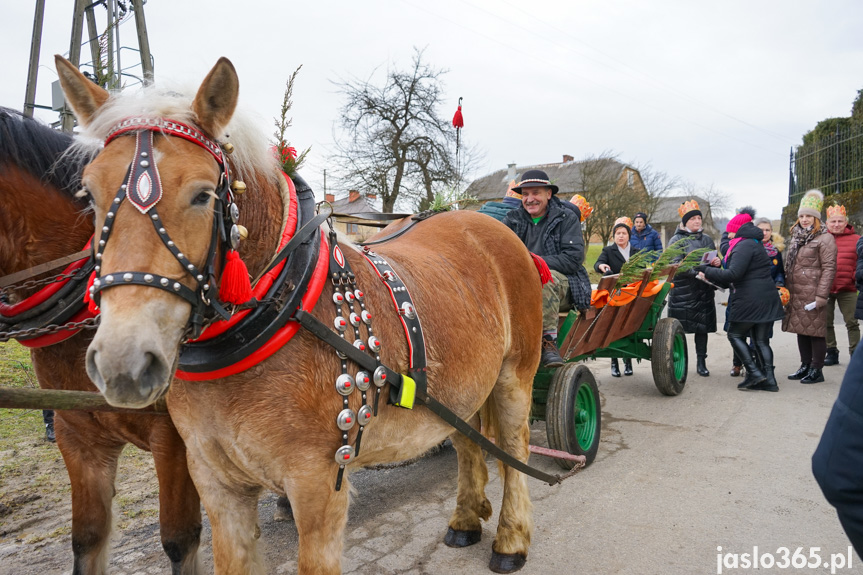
[330,48,470,212]
[632,162,682,221]
[578,152,649,243]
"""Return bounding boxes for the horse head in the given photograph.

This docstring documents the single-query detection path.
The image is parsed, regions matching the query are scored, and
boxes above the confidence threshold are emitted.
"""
[56,55,240,407]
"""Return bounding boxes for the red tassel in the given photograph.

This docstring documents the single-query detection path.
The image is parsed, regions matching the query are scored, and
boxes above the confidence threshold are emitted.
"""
[452,105,464,129]
[530,253,552,285]
[219,250,253,305]
[83,271,99,314]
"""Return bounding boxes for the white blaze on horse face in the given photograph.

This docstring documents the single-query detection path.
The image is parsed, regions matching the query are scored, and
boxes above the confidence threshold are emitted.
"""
[86,295,189,408]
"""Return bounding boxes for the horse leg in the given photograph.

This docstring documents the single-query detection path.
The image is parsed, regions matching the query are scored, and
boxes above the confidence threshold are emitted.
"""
[445,413,492,548]
[191,469,264,575]
[150,422,203,575]
[54,415,123,575]
[289,469,350,575]
[487,371,534,574]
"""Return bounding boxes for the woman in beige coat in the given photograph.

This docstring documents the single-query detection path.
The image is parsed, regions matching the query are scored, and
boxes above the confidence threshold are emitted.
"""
[782,190,838,383]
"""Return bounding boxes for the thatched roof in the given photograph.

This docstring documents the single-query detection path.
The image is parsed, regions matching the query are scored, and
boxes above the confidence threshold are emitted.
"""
[465,159,631,202]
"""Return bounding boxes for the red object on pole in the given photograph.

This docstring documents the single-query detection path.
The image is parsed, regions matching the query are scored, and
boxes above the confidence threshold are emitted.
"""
[452,96,464,128]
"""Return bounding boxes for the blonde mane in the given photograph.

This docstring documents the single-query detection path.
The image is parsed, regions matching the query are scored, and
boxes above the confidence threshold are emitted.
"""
[68,81,276,184]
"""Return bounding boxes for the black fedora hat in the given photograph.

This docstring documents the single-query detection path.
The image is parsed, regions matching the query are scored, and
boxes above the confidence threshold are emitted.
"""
[512,169,559,194]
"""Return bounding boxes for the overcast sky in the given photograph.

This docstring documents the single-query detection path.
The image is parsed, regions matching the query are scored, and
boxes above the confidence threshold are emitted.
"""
[3,0,861,219]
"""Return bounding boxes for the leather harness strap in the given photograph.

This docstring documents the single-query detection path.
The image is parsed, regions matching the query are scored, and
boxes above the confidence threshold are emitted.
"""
[0,250,90,288]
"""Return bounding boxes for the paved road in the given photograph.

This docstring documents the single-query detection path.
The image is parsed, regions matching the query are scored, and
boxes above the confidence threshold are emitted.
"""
[6,300,859,574]
[250,300,860,574]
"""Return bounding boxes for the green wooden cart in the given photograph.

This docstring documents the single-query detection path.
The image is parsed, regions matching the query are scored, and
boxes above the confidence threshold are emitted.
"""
[530,266,687,469]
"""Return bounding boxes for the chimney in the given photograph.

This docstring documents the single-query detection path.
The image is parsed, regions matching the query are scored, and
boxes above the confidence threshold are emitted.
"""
[325,193,335,203]
[562,154,574,163]
[507,163,516,180]
[367,193,377,200]
[348,190,360,203]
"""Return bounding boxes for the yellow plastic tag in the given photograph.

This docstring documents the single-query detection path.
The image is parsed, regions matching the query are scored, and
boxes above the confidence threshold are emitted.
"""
[395,374,416,409]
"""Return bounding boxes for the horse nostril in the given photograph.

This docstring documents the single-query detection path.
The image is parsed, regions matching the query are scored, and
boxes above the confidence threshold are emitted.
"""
[140,351,170,398]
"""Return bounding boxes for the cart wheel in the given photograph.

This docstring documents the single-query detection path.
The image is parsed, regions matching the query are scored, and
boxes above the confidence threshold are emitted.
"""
[546,363,601,469]
[651,317,688,396]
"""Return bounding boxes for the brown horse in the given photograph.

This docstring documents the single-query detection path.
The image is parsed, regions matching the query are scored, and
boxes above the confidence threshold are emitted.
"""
[0,108,202,574]
[57,55,542,575]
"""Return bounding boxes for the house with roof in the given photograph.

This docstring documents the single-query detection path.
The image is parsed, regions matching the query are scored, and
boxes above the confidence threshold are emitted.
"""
[325,190,383,242]
[649,195,717,246]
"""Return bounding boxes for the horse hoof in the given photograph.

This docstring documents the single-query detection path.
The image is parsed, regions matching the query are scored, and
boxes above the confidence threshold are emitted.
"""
[489,551,526,574]
[273,496,293,522]
[444,527,482,547]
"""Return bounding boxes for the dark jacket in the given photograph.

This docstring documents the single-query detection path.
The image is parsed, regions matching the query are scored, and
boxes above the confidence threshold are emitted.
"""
[667,226,717,333]
[855,236,863,320]
[502,196,592,309]
[594,243,638,275]
[764,234,786,287]
[630,224,662,252]
[702,223,784,324]
[812,344,863,558]
[831,224,860,294]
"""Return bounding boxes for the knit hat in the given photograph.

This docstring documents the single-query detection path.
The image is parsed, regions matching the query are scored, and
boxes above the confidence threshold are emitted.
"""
[726,213,753,234]
[826,204,847,220]
[501,179,522,207]
[512,169,559,194]
[798,189,824,219]
[613,216,633,237]
[633,211,648,223]
[678,199,702,226]
[570,194,592,222]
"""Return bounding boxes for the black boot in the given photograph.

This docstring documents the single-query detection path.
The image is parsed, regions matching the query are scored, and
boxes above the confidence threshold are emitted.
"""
[747,365,779,392]
[45,422,55,443]
[800,367,825,384]
[788,363,810,380]
[737,360,766,390]
[610,358,621,377]
[540,336,564,368]
[696,355,709,377]
[824,348,839,366]
[623,358,633,376]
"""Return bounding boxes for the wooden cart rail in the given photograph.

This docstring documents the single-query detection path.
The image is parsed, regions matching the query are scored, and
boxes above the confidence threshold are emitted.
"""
[0,386,168,415]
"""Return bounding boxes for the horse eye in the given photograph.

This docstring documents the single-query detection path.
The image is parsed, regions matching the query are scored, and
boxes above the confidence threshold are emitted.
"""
[192,190,213,206]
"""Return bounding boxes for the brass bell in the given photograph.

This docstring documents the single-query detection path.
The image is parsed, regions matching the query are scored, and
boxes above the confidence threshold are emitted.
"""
[223,142,235,154]
[237,225,249,240]
[231,181,247,195]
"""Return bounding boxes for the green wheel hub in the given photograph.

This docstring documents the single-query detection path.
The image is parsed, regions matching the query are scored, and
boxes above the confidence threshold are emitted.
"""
[574,381,598,450]
[672,333,686,381]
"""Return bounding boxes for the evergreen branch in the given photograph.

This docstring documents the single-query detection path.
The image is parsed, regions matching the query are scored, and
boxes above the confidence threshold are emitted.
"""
[648,237,692,281]
[613,249,660,290]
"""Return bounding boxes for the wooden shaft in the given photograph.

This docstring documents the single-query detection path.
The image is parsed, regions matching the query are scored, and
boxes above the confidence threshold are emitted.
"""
[0,386,168,415]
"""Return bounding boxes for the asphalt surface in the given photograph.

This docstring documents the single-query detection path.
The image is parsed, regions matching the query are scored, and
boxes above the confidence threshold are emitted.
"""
[250,298,861,574]
[6,298,860,574]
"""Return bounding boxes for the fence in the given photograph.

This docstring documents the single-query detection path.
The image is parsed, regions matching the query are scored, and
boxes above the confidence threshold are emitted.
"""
[789,125,863,204]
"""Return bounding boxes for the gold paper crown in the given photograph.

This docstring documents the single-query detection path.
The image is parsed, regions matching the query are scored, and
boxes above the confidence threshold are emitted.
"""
[678,199,700,219]
[614,216,633,229]
[570,194,592,221]
[826,204,847,219]
[504,180,522,199]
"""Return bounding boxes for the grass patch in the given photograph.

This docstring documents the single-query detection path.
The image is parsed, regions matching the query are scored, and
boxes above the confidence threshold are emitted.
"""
[585,243,603,284]
[0,341,44,451]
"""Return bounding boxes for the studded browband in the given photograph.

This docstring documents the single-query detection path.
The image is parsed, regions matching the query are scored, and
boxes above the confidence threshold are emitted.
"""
[89,118,236,339]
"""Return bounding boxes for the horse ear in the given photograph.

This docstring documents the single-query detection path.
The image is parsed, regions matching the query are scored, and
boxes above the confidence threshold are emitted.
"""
[54,55,110,127]
[192,57,239,137]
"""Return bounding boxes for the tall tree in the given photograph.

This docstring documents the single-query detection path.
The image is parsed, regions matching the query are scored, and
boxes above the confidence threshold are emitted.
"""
[331,48,465,212]
[577,152,648,243]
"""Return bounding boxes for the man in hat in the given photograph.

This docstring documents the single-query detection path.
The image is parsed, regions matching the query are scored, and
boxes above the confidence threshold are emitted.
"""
[631,212,663,252]
[502,169,592,367]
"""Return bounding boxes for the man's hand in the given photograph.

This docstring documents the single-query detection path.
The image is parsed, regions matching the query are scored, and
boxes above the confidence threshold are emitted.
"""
[598,263,611,273]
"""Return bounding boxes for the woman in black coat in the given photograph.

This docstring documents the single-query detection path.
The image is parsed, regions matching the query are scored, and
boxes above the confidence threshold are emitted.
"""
[668,201,721,376]
[595,218,639,377]
[699,221,785,391]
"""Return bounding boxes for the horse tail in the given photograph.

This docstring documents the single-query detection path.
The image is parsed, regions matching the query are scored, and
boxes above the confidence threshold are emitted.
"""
[479,392,508,481]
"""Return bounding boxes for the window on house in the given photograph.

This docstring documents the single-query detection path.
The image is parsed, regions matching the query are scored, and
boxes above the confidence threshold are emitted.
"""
[627,171,634,187]
[347,223,360,234]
